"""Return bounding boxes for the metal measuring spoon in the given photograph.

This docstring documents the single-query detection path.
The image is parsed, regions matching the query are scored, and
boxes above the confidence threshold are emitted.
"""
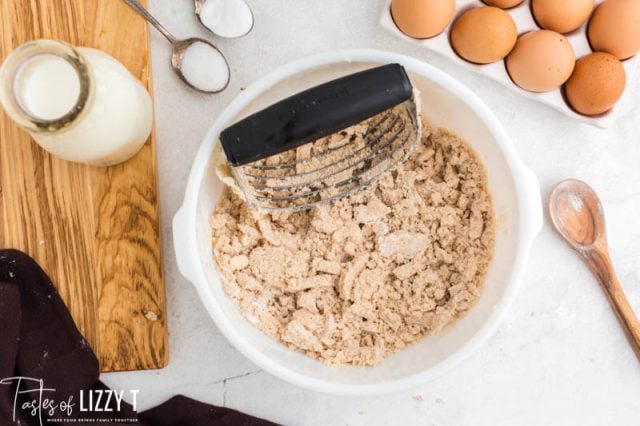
[123,0,230,93]
[194,0,254,38]
[549,179,640,359]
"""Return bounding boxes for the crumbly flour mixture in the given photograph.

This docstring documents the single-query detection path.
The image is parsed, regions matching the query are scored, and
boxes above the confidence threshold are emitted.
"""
[211,119,495,366]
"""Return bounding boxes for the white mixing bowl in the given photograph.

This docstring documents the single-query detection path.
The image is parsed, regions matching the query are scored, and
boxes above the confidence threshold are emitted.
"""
[173,49,543,396]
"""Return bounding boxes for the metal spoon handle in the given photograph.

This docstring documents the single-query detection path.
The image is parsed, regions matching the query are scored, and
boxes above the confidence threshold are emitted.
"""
[584,245,640,358]
[122,0,177,44]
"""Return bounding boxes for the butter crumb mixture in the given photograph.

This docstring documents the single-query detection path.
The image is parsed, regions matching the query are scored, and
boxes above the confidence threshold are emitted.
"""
[211,121,495,366]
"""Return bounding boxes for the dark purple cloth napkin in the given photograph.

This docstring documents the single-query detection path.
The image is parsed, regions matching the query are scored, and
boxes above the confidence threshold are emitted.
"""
[0,249,276,426]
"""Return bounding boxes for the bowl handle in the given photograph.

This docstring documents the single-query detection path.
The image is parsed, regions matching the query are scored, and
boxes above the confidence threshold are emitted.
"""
[172,206,198,284]
[520,167,544,240]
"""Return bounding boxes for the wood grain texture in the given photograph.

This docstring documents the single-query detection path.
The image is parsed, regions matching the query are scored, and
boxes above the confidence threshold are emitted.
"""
[0,0,168,372]
[549,179,640,361]
[584,244,640,360]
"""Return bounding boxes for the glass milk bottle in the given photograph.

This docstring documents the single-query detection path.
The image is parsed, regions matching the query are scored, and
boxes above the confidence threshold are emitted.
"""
[0,39,153,166]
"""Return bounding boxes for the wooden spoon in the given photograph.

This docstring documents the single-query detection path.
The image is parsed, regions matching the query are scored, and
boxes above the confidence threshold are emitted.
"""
[549,179,640,357]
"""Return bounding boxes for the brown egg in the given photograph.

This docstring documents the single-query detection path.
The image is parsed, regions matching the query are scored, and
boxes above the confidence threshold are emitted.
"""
[451,7,517,64]
[565,52,626,116]
[483,0,524,8]
[588,0,640,60]
[506,30,576,92]
[532,0,594,33]
[391,0,455,39]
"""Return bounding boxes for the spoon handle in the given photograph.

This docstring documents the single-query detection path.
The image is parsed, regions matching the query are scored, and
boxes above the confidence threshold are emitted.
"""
[585,246,640,357]
[122,0,177,44]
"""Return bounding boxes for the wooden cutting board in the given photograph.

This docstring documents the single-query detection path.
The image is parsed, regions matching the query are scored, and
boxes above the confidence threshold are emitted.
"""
[0,0,168,372]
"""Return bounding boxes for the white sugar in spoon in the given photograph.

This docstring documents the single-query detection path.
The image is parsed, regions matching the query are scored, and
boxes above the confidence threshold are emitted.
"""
[194,0,254,38]
[123,0,230,93]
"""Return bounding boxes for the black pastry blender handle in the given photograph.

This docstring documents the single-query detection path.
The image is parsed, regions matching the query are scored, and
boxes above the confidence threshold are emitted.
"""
[220,64,414,166]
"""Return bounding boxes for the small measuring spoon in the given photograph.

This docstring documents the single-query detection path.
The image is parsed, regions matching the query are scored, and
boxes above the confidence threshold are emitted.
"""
[194,0,254,38]
[123,0,230,93]
[549,179,640,359]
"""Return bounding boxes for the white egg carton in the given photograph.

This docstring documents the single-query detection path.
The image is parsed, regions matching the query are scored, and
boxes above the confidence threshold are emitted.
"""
[380,0,639,128]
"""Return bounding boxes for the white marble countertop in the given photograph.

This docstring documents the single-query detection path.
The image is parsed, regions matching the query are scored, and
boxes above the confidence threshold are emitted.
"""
[103,1,640,424]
